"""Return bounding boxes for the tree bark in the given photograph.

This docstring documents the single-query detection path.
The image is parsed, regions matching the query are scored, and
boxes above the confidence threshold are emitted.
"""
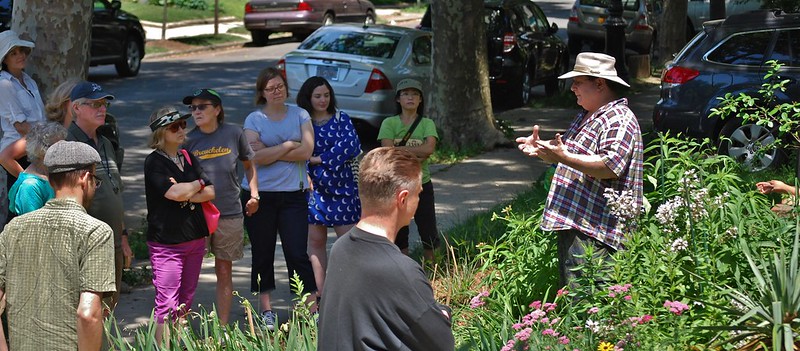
[11,0,91,98]
[657,0,688,66]
[429,0,506,151]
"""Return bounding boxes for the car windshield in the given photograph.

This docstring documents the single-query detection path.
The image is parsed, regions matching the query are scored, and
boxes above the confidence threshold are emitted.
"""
[299,30,401,59]
[581,0,640,11]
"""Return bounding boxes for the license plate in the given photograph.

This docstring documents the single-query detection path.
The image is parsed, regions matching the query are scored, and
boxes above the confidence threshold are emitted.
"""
[317,65,339,81]
[265,20,280,28]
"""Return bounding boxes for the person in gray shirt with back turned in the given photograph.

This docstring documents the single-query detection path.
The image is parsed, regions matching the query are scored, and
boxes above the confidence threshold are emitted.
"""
[318,147,454,351]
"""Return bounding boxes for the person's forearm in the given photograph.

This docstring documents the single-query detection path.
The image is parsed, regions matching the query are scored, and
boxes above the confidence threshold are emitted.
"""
[559,153,618,180]
[244,161,259,195]
[189,186,215,203]
[77,293,103,351]
[280,143,313,161]
[399,143,434,160]
[252,144,291,166]
[0,138,26,177]
[12,121,31,136]
[165,179,204,202]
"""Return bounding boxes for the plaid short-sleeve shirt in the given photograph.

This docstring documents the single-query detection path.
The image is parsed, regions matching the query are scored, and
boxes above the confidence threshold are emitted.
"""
[541,98,644,250]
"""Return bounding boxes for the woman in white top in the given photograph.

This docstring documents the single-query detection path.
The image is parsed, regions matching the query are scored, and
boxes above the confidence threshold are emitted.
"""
[0,30,45,227]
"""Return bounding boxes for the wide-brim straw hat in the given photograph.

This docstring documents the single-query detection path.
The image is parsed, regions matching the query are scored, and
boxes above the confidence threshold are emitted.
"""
[558,52,630,88]
[0,30,35,62]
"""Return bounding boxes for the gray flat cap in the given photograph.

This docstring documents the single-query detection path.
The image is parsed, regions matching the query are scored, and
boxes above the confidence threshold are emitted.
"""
[44,140,101,174]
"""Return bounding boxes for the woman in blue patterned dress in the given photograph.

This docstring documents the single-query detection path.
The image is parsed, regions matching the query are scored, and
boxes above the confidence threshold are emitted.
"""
[296,76,361,296]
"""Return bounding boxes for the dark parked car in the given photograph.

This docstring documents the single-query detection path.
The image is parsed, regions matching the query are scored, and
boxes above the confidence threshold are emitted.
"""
[1,0,146,77]
[652,10,800,171]
[420,0,569,108]
[244,0,376,46]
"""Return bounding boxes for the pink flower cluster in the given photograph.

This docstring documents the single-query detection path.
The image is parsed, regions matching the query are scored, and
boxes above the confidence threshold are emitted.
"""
[504,301,569,348]
[624,314,654,326]
[663,300,690,315]
[607,284,632,298]
[470,291,490,309]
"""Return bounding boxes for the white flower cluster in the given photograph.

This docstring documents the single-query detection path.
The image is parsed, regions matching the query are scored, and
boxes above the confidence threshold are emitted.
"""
[670,237,689,252]
[603,188,640,232]
[654,169,717,235]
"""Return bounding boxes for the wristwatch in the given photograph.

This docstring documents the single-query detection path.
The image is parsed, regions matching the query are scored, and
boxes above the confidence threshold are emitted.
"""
[251,194,260,201]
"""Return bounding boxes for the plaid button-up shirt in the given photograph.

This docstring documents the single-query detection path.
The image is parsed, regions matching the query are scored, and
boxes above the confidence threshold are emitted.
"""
[541,98,644,250]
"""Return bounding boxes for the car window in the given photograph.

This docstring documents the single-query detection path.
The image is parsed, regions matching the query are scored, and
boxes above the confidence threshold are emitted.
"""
[0,0,11,11]
[94,0,108,11]
[299,30,401,59]
[706,31,772,66]
[412,36,431,65]
[485,9,504,34]
[527,4,550,33]
[769,29,800,67]
[508,8,529,33]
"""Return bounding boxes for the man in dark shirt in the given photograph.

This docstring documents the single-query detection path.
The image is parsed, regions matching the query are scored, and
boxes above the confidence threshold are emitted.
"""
[318,147,454,351]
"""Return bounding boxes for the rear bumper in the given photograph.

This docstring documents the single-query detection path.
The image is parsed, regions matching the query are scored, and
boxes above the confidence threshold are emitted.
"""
[244,11,321,32]
[652,103,712,139]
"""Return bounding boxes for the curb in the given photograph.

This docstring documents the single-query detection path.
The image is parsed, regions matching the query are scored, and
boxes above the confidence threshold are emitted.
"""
[145,39,248,59]
[140,16,238,29]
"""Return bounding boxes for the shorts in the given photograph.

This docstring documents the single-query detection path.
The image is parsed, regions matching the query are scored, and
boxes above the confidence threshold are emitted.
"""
[207,216,245,261]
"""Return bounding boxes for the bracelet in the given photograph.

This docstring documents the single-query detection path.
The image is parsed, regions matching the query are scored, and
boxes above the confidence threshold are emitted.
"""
[251,194,261,201]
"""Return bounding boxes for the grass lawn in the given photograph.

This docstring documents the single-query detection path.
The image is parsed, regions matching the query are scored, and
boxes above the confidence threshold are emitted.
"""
[122,0,249,22]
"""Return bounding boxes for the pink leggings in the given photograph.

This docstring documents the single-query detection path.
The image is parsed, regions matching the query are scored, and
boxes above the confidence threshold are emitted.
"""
[148,238,206,323]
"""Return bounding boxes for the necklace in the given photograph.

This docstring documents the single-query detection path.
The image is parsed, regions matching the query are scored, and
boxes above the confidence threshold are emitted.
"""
[158,149,182,164]
[313,117,330,126]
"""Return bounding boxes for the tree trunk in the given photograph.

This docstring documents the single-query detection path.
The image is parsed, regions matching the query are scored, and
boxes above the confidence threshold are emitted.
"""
[429,0,505,151]
[11,0,91,98]
[657,0,688,66]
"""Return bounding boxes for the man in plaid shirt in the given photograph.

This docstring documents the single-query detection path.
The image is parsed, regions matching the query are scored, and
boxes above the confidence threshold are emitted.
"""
[516,53,643,289]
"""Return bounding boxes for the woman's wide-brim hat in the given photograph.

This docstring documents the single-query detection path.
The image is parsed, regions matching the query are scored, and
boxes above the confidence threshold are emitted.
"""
[0,30,35,61]
[149,108,191,131]
[558,52,630,88]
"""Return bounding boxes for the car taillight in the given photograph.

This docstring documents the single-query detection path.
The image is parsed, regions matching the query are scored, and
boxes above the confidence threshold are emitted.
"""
[245,2,252,14]
[503,33,516,53]
[276,59,286,80]
[569,6,579,22]
[662,66,699,85]
[297,2,312,11]
[364,69,392,93]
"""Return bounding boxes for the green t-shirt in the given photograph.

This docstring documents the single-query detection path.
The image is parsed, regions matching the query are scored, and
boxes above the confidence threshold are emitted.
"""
[377,115,439,183]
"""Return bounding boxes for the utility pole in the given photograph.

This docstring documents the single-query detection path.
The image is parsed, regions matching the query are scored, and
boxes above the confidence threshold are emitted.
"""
[603,0,629,83]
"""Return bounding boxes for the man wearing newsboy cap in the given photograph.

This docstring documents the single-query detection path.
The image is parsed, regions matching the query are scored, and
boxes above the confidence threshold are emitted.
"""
[516,52,644,290]
[0,140,115,351]
[67,81,132,311]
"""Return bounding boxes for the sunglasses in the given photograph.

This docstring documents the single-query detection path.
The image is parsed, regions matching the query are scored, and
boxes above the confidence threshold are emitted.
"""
[91,174,103,189]
[263,84,285,94]
[189,103,214,111]
[80,100,110,109]
[166,120,187,132]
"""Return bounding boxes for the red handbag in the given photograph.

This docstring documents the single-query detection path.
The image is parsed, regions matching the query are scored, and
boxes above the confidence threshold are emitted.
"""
[181,149,220,235]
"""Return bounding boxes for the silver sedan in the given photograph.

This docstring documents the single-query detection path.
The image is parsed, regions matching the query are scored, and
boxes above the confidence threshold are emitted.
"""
[277,24,432,141]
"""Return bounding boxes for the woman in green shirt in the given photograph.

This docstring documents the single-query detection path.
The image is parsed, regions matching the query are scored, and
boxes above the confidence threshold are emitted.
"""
[377,78,439,262]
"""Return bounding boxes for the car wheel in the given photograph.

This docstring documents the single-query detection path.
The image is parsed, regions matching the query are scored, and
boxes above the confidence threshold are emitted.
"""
[364,11,376,25]
[323,13,335,26]
[509,67,532,108]
[718,119,785,171]
[114,37,142,77]
[545,55,569,96]
[568,36,582,56]
[251,30,269,46]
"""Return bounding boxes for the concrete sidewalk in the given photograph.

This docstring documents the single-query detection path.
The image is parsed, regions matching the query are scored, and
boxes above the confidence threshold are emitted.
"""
[111,83,661,336]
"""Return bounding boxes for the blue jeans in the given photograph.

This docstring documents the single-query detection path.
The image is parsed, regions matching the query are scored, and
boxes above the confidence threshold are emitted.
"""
[242,190,317,294]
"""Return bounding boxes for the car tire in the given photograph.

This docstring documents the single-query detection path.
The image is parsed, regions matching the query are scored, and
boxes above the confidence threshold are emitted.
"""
[509,66,532,108]
[251,30,269,46]
[364,11,376,25]
[568,36,582,56]
[114,37,142,77]
[323,13,335,26]
[545,55,569,96]
[718,118,785,171]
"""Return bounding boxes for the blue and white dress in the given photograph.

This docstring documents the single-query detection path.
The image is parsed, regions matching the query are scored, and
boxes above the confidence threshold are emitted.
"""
[308,110,361,226]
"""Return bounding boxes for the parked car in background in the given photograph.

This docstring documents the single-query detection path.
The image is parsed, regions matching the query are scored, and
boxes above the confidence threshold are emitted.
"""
[567,0,659,55]
[419,0,569,108]
[686,0,762,38]
[1,0,145,77]
[652,10,800,171]
[244,0,376,46]
[277,24,432,142]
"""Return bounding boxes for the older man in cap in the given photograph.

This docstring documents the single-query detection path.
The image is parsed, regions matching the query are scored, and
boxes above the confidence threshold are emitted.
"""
[0,140,115,351]
[67,81,131,309]
[516,52,644,289]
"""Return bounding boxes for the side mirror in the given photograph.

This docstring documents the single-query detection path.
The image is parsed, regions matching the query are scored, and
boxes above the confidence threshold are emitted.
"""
[110,0,122,11]
[550,22,559,34]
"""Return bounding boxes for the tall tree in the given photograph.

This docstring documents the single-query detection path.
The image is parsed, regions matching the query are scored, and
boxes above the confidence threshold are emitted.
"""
[11,0,91,97]
[428,0,506,151]
[657,0,688,66]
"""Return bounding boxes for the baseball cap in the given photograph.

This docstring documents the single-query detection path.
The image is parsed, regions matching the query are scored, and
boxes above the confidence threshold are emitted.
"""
[70,81,115,101]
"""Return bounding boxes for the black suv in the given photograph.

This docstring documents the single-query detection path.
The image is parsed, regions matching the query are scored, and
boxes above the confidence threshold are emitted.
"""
[652,10,800,170]
[420,0,569,107]
[1,0,146,77]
